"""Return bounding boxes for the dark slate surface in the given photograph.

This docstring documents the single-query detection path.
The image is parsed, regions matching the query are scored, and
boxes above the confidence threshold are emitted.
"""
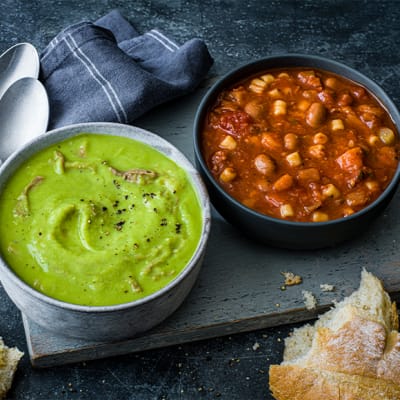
[0,1,400,399]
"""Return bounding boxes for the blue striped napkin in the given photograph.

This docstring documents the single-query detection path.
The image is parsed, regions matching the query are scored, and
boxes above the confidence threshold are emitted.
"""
[40,10,213,129]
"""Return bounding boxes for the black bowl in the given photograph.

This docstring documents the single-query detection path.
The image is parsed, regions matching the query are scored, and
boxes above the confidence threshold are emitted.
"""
[193,54,400,249]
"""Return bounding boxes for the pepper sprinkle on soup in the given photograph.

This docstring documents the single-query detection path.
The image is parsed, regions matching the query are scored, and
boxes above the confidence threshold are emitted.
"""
[201,68,399,222]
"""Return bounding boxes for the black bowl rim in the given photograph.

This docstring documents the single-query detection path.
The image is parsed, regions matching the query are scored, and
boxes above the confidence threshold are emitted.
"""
[194,53,400,228]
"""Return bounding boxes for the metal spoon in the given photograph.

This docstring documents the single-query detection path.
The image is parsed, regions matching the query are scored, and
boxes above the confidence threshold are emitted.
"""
[0,77,49,162]
[0,43,40,99]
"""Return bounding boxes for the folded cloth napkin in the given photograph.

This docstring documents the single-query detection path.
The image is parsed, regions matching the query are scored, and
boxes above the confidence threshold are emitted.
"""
[40,10,213,129]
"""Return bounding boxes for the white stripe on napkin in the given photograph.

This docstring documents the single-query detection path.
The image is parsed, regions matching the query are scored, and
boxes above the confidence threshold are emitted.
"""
[64,33,128,123]
[151,30,179,50]
[146,29,179,52]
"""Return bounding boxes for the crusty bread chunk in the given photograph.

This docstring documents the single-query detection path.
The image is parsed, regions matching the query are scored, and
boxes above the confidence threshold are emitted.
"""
[269,269,400,400]
[0,337,23,399]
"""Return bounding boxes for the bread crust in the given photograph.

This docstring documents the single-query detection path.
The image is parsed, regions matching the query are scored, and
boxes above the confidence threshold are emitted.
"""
[0,339,23,399]
[269,365,400,400]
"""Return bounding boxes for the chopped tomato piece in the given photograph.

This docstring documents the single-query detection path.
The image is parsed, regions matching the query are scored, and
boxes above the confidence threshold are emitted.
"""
[214,110,252,137]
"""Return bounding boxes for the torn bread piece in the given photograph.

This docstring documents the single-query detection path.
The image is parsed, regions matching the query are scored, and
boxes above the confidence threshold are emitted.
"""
[302,290,317,310]
[281,271,302,286]
[269,269,400,400]
[0,338,23,399]
[320,283,335,292]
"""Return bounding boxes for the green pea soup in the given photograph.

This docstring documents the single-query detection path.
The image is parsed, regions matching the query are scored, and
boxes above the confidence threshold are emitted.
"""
[0,134,203,306]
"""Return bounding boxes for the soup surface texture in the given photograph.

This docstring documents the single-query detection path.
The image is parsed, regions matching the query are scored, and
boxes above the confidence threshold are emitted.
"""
[201,68,399,222]
[0,134,202,306]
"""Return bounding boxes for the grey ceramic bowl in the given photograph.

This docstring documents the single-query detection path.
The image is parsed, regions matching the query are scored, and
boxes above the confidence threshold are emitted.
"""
[194,54,400,249]
[0,122,211,341]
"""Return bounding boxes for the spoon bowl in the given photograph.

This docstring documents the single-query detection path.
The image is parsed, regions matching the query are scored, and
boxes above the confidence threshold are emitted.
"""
[0,77,49,162]
[0,43,39,99]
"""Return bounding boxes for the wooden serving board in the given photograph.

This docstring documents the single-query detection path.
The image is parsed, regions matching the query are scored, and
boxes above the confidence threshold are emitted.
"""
[20,82,400,368]
[23,205,400,368]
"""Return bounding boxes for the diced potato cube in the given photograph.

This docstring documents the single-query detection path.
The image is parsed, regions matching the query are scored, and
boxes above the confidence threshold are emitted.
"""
[280,204,294,218]
[220,167,237,183]
[286,151,302,167]
[331,119,344,131]
[322,183,341,199]
[312,211,329,222]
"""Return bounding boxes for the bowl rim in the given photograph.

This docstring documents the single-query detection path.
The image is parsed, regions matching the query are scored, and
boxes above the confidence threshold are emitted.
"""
[193,53,400,228]
[0,122,211,313]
